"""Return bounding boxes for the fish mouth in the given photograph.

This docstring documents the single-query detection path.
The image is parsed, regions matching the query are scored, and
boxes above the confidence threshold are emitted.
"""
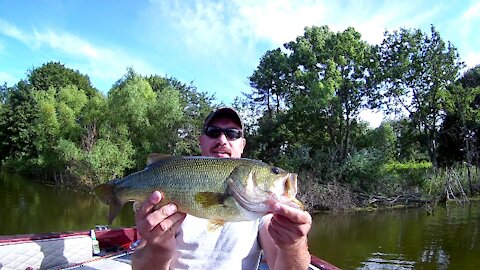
[275,173,304,210]
[228,173,304,213]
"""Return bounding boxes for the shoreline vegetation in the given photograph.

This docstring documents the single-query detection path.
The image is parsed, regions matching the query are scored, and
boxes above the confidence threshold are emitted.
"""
[1,162,476,214]
[2,24,480,213]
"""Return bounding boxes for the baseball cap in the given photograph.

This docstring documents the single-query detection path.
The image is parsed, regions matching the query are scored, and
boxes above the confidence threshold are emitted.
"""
[203,107,244,131]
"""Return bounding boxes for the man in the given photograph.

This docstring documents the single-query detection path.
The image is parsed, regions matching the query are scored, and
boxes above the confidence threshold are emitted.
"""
[132,107,312,270]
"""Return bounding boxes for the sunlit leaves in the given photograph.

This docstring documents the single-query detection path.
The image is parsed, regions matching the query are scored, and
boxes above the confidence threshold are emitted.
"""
[107,70,183,168]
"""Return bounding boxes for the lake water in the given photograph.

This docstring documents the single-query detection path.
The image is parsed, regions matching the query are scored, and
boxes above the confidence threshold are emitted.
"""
[1,171,479,269]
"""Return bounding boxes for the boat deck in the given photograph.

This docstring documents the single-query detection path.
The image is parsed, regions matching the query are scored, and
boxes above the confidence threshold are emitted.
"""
[75,253,132,270]
[0,227,336,270]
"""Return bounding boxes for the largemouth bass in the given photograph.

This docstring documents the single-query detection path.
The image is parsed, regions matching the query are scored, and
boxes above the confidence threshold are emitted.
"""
[94,155,303,225]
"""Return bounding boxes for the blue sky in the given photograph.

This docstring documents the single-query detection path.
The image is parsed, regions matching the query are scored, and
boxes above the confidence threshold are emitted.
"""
[1,0,479,126]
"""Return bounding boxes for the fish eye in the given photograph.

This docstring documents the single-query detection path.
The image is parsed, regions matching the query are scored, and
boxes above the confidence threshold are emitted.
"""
[271,167,280,174]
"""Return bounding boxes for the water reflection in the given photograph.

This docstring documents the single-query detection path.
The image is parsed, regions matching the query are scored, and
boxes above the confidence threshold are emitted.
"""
[309,203,480,270]
[360,252,415,270]
[0,171,134,235]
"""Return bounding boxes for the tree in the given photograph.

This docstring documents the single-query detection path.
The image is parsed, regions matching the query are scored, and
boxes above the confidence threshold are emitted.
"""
[107,69,183,169]
[28,62,97,96]
[439,66,480,194]
[373,25,464,168]
[355,122,397,162]
[248,48,291,117]
[146,75,215,156]
[248,26,373,169]
[0,81,38,169]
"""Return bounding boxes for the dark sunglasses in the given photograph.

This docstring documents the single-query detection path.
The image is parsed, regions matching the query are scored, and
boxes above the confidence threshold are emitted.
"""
[204,126,243,140]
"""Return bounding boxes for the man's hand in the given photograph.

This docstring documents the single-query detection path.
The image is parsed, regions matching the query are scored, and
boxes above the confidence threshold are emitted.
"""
[268,201,312,248]
[260,201,312,270]
[132,191,186,270]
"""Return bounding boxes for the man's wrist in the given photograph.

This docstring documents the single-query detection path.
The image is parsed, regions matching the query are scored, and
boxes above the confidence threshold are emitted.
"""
[276,237,310,270]
[132,243,172,270]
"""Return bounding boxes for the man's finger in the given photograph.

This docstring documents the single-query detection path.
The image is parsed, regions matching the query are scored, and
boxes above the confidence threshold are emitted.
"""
[136,191,162,221]
[143,204,178,230]
[271,202,311,224]
[270,214,292,231]
[164,213,187,233]
[159,210,186,231]
[149,212,186,236]
[138,191,162,216]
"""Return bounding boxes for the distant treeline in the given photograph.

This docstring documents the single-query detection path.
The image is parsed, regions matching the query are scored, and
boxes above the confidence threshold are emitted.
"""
[1,24,479,209]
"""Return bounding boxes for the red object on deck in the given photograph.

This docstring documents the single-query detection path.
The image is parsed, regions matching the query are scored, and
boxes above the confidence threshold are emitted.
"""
[95,227,138,249]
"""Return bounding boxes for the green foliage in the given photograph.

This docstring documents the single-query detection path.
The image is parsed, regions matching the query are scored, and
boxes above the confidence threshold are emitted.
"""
[439,65,480,165]
[86,136,135,184]
[384,161,432,188]
[426,163,479,199]
[159,77,216,156]
[107,70,183,169]
[458,64,480,89]
[0,82,38,164]
[28,62,97,96]
[373,26,464,168]
[247,25,374,173]
[341,149,388,193]
[0,63,211,187]
[355,122,397,161]
[248,48,291,116]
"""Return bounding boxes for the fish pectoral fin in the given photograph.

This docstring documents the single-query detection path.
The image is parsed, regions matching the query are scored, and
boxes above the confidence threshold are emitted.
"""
[207,220,225,232]
[195,192,227,208]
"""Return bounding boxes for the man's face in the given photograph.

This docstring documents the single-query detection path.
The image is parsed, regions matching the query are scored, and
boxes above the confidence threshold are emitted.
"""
[199,117,246,158]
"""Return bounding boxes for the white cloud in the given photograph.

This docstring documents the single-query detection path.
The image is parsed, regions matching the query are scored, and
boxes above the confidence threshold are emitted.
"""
[0,20,157,92]
[149,0,449,57]
[233,0,328,45]
[29,29,157,83]
[0,19,30,44]
[149,0,329,54]
[449,2,480,68]
[32,29,102,59]
[456,2,480,37]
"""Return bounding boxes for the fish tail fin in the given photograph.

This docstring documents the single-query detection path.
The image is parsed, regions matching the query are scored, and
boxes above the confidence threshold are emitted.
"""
[94,182,123,225]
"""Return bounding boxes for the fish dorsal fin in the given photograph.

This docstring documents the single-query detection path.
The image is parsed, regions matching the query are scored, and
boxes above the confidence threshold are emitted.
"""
[207,220,225,232]
[146,153,171,166]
